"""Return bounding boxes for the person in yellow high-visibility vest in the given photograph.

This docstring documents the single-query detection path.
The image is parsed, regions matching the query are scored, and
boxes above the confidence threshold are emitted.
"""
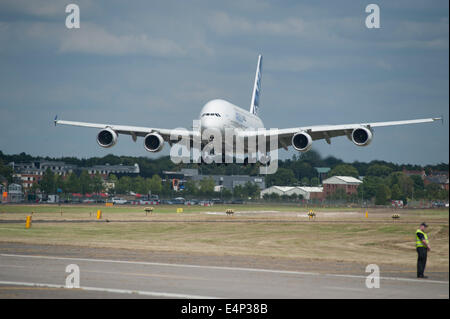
[416,222,431,278]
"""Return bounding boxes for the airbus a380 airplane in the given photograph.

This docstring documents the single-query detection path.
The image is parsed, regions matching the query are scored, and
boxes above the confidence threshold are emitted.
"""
[55,55,441,162]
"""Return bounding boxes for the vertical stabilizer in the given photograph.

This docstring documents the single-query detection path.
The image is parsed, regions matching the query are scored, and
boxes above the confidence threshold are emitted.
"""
[250,54,262,115]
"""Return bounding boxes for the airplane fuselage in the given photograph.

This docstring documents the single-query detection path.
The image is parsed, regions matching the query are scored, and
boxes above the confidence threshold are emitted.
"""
[199,99,264,135]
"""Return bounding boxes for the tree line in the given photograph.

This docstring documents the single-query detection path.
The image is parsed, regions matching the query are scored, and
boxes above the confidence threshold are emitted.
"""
[1,150,448,203]
[27,168,262,200]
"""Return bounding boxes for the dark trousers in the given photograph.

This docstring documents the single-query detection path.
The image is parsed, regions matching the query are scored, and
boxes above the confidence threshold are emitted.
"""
[417,247,427,277]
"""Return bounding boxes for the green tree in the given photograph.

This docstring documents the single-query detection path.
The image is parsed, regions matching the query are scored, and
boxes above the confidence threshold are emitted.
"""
[199,177,215,197]
[323,155,343,168]
[148,174,162,195]
[300,177,310,186]
[40,168,56,194]
[388,172,414,199]
[410,175,425,199]
[265,192,281,201]
[91,172,104,193]
[0,159,13,183]
[184,180,198,197]
[299,150,323,166]
[425,183,441,200]
[29,182,40,194]
[65,172,80,193]
[55,174,65,193]
[438,189,449,201]
[109,174,119,184]
[266,168,296,186]
[160,180,174,197]
[221,188,233,200]
[366,164,393,177]
[291,161,315,180]
[358,176,384,201]
[233,185,246,199]
[310,177,320,186]
[410,175,424,190]
[375,184,390,205]
[116,176,132,194]
[132,176,148,194]
[243,181,260,199]
[79,170,93,194]
[390,184,402,200]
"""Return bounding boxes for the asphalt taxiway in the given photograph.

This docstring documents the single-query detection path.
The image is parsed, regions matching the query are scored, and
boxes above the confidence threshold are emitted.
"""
[0,244,447,299]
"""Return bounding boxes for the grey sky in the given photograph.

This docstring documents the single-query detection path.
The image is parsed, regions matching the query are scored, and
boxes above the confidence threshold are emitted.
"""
[0,0,448,165]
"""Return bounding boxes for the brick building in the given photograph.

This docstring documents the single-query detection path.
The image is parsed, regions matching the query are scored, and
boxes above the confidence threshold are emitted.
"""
[10,161,76,189]
[322,176,362,197]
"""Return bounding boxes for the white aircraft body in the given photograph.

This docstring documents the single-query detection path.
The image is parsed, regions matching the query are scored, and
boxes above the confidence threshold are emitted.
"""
[55,55,442,161]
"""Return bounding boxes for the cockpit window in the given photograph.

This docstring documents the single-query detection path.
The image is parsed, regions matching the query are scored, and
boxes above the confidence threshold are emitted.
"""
[202,113,221,117]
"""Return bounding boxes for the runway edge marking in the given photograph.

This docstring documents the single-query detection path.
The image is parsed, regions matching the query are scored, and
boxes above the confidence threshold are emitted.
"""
[1,253,448,285]
[0,280,218,299]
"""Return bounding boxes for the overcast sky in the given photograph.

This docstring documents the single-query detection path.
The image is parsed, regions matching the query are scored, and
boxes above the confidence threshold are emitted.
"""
[0,0,448,165]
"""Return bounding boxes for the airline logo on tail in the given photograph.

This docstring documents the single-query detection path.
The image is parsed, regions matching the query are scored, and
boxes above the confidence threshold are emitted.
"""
[250,54,262,115]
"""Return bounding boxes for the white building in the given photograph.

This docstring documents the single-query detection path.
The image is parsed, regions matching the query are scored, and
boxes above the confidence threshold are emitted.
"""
[85,163,140,176]
[261,186,323,200]
[322,176,362,197]
[7,183,23,203]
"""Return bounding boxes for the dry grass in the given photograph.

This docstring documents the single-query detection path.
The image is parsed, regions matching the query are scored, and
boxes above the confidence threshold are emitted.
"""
[0,204,448,271]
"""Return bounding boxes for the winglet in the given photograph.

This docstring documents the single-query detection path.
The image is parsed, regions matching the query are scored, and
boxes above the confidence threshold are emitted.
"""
[433,116,444,125]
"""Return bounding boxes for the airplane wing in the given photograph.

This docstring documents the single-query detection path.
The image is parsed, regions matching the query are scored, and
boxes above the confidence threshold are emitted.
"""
[237,117,443,150]
[54,118,199,142]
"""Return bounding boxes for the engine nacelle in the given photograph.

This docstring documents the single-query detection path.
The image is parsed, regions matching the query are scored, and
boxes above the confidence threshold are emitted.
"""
[97,128,118,148]
[292,132,313,152]
[351,127,373,146]
[144,133,164,152]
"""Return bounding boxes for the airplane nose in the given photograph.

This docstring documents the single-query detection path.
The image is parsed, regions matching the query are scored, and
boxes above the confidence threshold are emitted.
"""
[201,117,223,136]
[201,116,220,128]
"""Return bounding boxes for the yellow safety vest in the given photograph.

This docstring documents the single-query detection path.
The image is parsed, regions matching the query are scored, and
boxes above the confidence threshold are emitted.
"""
[416,229,429,248]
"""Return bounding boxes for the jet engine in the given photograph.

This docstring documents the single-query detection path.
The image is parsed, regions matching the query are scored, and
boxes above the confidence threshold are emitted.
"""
[144,132,164,152]
[351,127,373,146]
[292,132,313,152]
[97,128,118,148]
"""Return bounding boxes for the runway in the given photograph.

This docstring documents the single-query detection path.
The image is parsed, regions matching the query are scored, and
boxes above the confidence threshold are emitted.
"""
[0,247,448,299]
